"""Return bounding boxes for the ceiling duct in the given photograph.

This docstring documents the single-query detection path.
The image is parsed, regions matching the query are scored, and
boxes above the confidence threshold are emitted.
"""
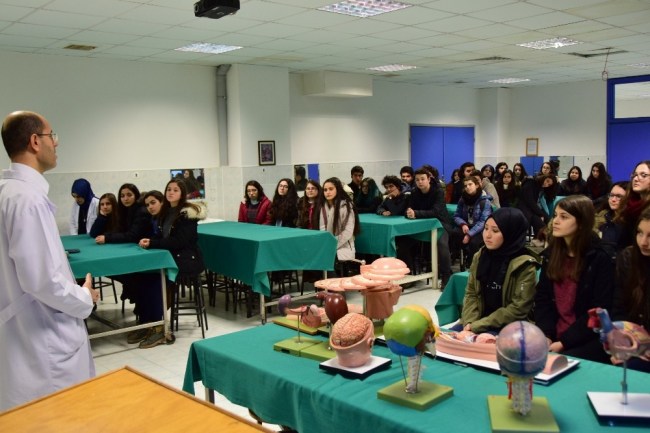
[302,71,373,97]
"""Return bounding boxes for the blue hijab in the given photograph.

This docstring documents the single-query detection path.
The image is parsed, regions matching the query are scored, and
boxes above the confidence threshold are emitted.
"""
[71,178,95,214]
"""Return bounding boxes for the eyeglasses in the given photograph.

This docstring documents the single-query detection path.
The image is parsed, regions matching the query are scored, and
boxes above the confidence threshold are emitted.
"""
[278,184,289,189]
[246,189,257,193]
[36,131,58,143]
[608,193,625,199]
[630,172,650,180]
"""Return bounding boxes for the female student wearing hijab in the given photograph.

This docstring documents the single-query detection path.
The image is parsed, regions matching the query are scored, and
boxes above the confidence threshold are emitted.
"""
[534,195,615,363]
[69,178,99,235]
[457,208,540,333]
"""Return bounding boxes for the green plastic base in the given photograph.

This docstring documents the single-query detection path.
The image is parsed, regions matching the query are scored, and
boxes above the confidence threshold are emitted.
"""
[299,341,337,362]
[377,380,453,411]
[272,317,320,335]
[273,337,323,356]
[487,395,559,433]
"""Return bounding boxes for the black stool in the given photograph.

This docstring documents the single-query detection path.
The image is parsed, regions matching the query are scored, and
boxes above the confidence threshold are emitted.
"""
[171,272,208,338]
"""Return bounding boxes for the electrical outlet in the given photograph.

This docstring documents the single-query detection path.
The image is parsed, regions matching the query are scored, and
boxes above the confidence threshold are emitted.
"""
[133,172,139,178]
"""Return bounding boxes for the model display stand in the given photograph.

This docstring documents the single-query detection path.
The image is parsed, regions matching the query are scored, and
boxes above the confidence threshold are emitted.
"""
[487,395,559,433]
[272,317,320,335]
[320,355,392,379]
[378,380,453,411]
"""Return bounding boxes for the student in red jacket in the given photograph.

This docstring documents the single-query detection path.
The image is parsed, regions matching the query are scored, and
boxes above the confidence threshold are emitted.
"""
[238,180,271,224]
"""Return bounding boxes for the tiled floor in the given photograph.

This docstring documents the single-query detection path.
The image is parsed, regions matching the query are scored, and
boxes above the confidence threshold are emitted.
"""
[88,279,442,428]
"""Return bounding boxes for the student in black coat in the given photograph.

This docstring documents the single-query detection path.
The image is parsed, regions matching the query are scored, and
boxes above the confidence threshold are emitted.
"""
[377,175,407,216]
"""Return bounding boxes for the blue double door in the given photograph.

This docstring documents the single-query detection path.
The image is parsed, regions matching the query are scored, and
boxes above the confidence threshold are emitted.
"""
[409,125,474,183]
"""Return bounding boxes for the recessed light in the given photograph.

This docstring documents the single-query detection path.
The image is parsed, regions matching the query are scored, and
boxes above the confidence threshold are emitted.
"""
[517,37,581,50]
[319,0,412,18]
[175,43,242,54]
[367,64,416,72]
[489,78,530,84]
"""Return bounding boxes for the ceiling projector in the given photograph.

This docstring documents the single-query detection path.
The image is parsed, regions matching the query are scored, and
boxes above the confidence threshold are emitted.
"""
[194,0,240,19]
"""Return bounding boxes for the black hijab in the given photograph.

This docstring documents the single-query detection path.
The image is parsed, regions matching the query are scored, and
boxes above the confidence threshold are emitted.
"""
[476,207,530,287]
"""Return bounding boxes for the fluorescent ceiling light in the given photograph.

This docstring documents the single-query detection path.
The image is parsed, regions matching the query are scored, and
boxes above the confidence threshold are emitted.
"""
[628,63,650,68]
[175,43,242,54]
[367,64,416,72]
[489,78,530,84]
[517,37,581,50]
[319,0,412,18]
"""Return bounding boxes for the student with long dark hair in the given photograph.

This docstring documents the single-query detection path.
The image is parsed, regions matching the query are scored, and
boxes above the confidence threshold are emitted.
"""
[269,178,299,227]
[494,169,519,208]
[534,195,615,363]
[139,179,206,348]
[615,160,650,248]
[320,177,360,276]
[355,177,382,214]
[89,193,120,238]
[559,166,587,196]
[594,181,628,251]
[585,162,612,207]
[238,180,271,225]
[612,208,650,372]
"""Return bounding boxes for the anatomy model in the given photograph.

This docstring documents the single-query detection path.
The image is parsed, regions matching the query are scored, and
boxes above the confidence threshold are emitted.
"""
[383,305,439,393]
[314,257,409,320]
[329,313,375,367]
[588,307,650,404]
[495,321,548,415]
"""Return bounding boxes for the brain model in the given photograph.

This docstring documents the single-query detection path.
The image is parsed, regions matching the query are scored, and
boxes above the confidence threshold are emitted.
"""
[496,321,548,416]
[329,313,375,367]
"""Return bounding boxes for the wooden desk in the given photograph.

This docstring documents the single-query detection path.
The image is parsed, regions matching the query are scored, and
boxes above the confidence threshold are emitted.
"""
[0,367,271,432]
[61,235,178,339]
[356,214,441,287]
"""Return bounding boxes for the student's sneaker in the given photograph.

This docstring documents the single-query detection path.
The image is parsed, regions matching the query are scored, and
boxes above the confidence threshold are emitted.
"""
[139,326,173,349]
[126,327,151,344]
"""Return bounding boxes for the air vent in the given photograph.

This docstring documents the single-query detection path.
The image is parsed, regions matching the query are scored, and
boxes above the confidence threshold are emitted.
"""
[64,44,96,51]
[469,56,512,62]
[567,50,626,58]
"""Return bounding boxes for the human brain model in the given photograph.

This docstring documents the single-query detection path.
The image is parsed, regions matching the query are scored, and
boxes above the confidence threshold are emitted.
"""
[329,313,375,367]
[496,321,548,415]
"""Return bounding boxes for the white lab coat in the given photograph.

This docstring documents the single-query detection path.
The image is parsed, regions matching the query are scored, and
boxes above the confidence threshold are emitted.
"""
[69,196,99,235]
[0,163,95,411]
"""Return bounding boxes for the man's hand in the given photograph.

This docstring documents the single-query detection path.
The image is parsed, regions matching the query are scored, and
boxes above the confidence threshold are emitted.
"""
[95,235,105,244]
[83,273,100,303]
[406,208,415,219]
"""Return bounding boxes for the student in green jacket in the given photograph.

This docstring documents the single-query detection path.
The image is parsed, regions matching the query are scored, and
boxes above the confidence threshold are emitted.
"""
[457,207,540,333]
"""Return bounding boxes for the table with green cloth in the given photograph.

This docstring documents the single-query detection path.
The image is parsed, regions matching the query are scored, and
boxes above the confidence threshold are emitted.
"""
[356,214,441,287]
[61,235,178,339]
[183,324,650,433]
[197,222,336,320]
[435,271,469,326]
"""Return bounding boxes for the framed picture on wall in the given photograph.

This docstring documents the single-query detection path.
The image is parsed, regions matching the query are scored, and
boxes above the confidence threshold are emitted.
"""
[526,138,539,156]
[258,140,276,166]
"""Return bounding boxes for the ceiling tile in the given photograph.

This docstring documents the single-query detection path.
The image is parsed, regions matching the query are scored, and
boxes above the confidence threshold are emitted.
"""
[91,18,170,35]
[0,4,36,21]
[417,15,494,33]
[20,9,108,29]
[231,0,306,22]
[468,2,553,21]
[45,0,137,17]
[423,0,517,14]
[2,22,79,39]
[567,1,650,19]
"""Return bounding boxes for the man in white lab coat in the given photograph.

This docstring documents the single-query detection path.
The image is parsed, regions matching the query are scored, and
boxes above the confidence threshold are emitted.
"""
[0,111,99,411]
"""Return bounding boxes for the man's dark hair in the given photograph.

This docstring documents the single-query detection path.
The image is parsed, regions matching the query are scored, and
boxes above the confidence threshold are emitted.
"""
[351,165,364,176]
[382,175,401,189]
[1,111,44,159]
[294,165,306,178]
[400,165,414,176]
[414,168,430,178]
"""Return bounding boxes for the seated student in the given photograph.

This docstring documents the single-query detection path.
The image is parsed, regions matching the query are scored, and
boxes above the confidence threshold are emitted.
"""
[517,174,554,245]
[348,165,364,201]
[494,162,508,183]
[474,168,500,209]
[377,175,407,216]
[455,208,540,333]
[297,180,321,230]
[320,177,360,277]
[400,166,415,194]
[269,178,298,227]
[481,164,495,184]
[585,162,612,208]
[238,180,271,224]
[512,163,529,184]
[69,178,100,235]
[445,169,461,204]
[614,160,650,249]
[355,177,382,214]
[534,196,615,363]
[89,193,119,238]
[612,208,650,372]
[594,181,628,252]
[399,168,453,286]
[559,166,587,196]
[452,175,493,267]
[494,169,519,208]
[139,180,206,348]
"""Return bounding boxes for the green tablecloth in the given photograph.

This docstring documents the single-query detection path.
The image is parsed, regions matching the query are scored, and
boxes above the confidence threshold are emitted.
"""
[61,235,178,281]
[197,222,336,297]
[183,325,650,433]
[356,214,442,256]
[435,271,469,325]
